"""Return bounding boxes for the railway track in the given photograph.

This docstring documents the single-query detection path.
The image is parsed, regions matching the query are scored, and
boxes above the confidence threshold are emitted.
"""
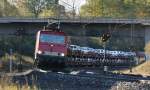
[1,68,149,90]
[5,68,150,81]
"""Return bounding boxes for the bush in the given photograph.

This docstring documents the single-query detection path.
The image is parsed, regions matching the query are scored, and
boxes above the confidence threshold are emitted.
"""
[0,36,35,57]
[145,42,150,55]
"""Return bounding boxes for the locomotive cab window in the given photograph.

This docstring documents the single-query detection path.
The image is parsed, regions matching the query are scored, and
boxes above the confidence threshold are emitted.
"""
[40,34,65,44]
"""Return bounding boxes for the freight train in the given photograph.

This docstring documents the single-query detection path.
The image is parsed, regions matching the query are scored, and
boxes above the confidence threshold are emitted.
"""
[34,29,137,69]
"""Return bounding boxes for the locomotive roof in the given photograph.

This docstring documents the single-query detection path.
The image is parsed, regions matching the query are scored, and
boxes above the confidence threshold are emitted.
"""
[39,30,66,35]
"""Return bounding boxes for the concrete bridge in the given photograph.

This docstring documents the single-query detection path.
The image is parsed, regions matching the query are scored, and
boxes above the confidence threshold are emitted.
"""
[0,18,150,59]
[0,18,149,40]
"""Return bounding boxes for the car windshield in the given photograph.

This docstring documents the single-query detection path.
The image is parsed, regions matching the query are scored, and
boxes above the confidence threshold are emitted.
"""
[40,34,65,44]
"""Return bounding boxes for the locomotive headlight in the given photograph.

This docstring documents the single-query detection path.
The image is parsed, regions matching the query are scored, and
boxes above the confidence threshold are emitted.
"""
[61,53,65,56]
[37,50,42,54]
[50,44,54,47]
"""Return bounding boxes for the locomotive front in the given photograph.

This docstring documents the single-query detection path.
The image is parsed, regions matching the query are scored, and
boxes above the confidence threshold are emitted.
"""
[34,30,68,68]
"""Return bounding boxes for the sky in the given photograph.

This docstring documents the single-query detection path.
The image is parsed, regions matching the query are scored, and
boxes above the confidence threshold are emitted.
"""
[59,0,86,13]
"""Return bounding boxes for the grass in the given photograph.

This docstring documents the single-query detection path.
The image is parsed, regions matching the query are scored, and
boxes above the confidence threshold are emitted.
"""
[113,60,150,76]
[0,76,37,90]
[0,53,34,73]
[0,53,37,90]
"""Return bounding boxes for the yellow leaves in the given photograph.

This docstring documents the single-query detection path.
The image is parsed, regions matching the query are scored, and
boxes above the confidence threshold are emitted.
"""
[80,0,103,17]
[39,9,55,17]
[80,0,150,18]
[136,11,148,18]
[0,0,20,17]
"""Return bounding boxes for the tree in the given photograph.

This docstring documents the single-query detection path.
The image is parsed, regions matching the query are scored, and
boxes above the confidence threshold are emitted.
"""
[16,0,59,18]
[80,0,103,17]
[0,0,20,17]
[39,4,66,18]
[80,0,126,17]
[80,0,150,18]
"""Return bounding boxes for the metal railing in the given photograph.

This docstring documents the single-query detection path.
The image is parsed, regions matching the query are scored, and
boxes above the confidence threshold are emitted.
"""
[0,17,150,24]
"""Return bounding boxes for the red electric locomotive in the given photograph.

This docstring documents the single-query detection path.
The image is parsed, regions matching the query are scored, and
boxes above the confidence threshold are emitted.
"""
[34,29,68,68]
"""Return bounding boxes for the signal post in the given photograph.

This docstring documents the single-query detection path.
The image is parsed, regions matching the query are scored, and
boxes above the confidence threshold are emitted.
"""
[101,33,111,73]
